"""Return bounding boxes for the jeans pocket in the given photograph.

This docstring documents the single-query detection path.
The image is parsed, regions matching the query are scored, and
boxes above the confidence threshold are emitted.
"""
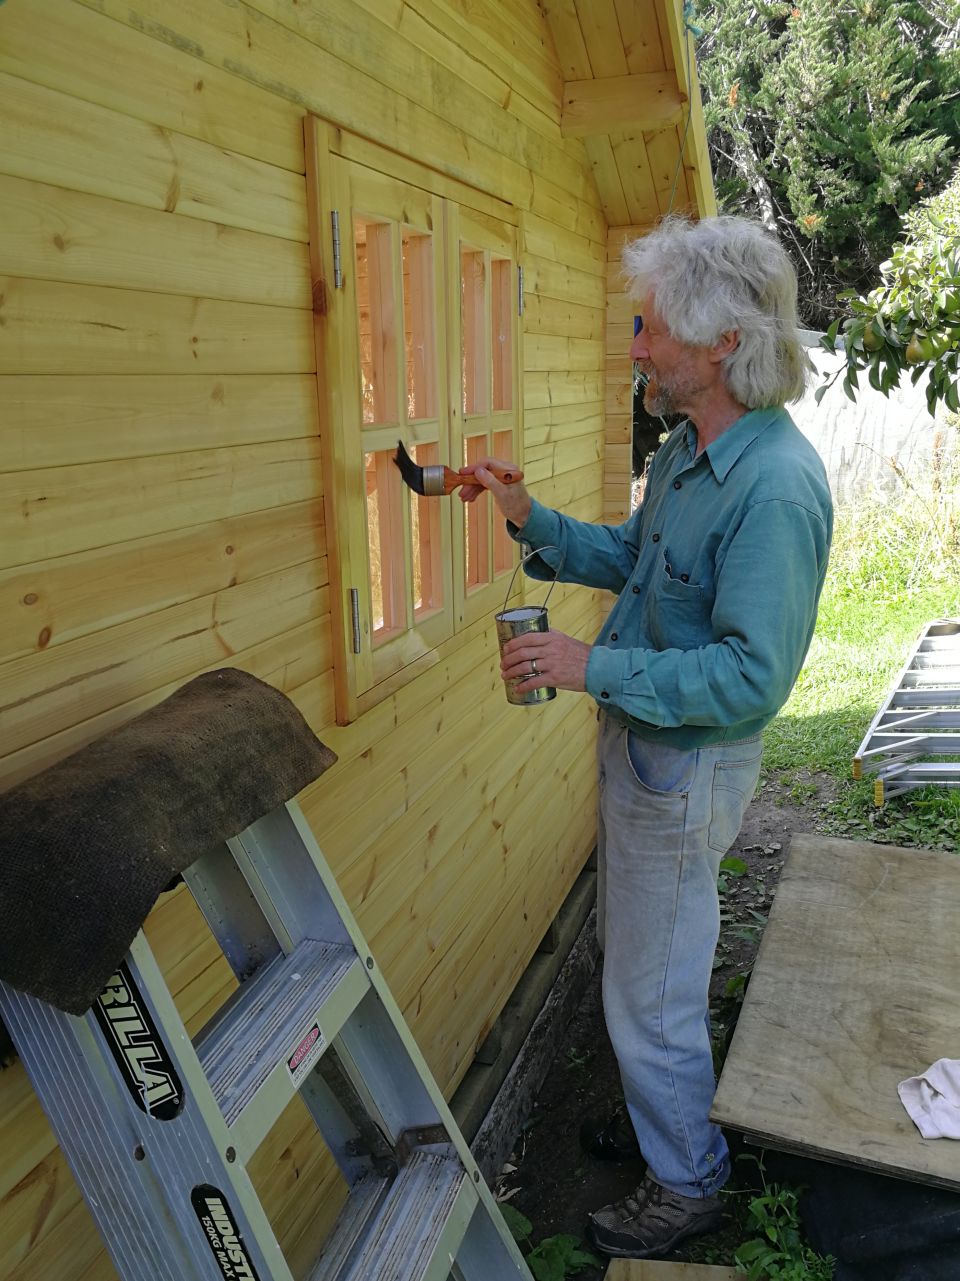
[625,732,698,797]
[707,751,762,853]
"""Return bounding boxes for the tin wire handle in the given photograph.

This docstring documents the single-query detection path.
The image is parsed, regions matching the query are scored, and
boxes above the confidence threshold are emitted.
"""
[501,545,565,616]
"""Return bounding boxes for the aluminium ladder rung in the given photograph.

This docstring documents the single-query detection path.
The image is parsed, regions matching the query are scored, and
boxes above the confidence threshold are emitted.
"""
[316,1150,477,1281]
[196,937,369,1153]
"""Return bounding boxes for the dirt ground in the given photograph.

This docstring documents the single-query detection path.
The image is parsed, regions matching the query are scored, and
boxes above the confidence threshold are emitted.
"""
[500,767,843,1276]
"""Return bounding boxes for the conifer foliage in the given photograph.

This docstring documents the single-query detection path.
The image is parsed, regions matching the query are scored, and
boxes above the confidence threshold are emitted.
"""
[697,0,960,328]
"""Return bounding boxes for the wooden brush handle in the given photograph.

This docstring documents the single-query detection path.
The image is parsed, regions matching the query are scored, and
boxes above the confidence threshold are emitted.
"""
[444,462,524,494]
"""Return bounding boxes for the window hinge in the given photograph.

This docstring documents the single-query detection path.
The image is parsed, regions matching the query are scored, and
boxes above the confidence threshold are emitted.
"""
[349,587,361,653]
[517,264,524,317]
[331,210,343,289]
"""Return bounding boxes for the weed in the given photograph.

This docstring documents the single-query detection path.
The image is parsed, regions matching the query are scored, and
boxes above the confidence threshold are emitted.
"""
[499,1206,601,1281]
[564,1048,591,1071]
[732,1157,835,1280]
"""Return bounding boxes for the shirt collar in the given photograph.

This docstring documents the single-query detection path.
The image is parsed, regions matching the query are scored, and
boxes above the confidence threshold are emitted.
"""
[684,407,784,483]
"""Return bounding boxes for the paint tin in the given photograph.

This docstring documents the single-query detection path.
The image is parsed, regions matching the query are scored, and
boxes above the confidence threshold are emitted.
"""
[495,547,563,706]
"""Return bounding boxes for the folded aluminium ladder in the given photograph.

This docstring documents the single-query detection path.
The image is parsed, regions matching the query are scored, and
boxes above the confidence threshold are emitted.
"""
[0,799,532,1281]
[853,618,960,805]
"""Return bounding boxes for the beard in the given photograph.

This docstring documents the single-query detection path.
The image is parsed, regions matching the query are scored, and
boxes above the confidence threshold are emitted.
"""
[639,360,704,418]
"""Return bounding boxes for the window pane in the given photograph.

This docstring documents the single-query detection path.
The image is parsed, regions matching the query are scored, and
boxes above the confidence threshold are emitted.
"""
[365,449,405,639]
[491,258,513,412]
[493,429,515,574]
[410,442,443,618]
[464,434,491,590]
[461,248,487,416]
[355,219,397,425]
[402,230,436,421]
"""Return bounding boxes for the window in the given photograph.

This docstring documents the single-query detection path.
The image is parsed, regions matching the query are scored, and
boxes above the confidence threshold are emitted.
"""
[308,123,522,723]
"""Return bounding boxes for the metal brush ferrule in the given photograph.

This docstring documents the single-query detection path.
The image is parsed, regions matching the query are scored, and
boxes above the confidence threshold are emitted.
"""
[421,465,447,496]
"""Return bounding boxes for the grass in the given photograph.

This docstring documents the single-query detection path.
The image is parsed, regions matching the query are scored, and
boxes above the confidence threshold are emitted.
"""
[761,472,960,851]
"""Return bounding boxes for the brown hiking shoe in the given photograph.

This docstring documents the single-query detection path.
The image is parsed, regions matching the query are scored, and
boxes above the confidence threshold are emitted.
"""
[587,1172,723,1258]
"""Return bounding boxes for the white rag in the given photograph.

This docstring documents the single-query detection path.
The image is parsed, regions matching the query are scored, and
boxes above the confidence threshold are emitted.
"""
[898,1058,960,1139]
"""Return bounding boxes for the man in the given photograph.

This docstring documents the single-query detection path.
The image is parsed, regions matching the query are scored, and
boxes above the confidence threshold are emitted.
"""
[460,216,833,1260]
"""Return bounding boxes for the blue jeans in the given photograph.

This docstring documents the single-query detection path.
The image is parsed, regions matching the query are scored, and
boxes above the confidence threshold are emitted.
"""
[596,712,762,1198]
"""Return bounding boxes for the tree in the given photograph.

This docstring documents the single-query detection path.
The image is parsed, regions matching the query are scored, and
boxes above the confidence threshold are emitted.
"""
[820,166,960,416]
[697,0,960,328]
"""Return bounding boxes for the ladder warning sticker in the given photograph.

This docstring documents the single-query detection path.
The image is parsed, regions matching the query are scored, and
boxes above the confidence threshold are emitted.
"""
[286,1022,325,1087]
[93,963,183,1121]
[191,1186,262,1281]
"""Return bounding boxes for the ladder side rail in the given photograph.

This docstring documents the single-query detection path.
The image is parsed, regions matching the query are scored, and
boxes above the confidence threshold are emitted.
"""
[854,620,940,766]
[182,843,284,981]
[282,801,533,1278]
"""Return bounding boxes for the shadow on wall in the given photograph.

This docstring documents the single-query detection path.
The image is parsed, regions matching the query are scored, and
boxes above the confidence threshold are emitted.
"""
[795,335,954,507]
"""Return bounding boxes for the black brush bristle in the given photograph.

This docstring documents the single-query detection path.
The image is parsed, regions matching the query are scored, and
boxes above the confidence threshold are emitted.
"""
[393,439,426,495]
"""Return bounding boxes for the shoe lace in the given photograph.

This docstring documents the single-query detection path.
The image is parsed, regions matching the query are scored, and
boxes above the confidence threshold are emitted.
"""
[615,1176,663,1222]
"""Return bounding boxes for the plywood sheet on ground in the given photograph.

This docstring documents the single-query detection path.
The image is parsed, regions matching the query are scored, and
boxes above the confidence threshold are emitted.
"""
[605,1261,739,1279]
[712,834,960,1191]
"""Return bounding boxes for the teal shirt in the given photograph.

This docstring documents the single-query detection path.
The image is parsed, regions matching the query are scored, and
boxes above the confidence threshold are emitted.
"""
[513,407,833,748]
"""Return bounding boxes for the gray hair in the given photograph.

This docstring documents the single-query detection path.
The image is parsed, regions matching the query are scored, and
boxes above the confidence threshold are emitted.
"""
[622,216,809,407]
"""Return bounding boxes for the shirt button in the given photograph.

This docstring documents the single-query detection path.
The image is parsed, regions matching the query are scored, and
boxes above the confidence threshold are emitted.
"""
[680,573,689,583]
[632,585,640,594]
[673,480,682,490]
[652,533,661,543]
[610,632,618,641]
[600,690,609,699]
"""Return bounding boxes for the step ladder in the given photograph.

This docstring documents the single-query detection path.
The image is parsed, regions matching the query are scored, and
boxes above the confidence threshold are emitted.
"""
[0,798,533,1281]
[853,618,960,805]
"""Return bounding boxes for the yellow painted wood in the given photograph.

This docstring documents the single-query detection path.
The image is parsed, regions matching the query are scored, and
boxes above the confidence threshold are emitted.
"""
[612,131,661,225]
[524,293,604,341]
[0,173,310,308]
[0,71,308,241]
[655,0,718,217]
[526,333,605,373]
[0,499,324,663]
[523,212,606,277]
[1,438,322,569]
[0,0,305,173]
[616,0,671,75]
[0,276,314,376]
[562,72,683,137]
[524,369,606,409]
[645,122,693,216]
[524,254,607,309]
[1,374,318,471]
[713,834,960,1192]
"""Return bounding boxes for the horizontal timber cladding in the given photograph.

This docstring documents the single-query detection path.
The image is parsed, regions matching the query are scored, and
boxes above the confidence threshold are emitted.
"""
[0,0,627,1274]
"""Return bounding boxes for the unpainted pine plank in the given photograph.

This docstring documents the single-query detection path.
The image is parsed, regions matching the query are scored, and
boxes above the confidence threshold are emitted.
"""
[1,373,317,471]
[712,834,960,1192]
[0,276,314,376]
[575,0,630,77]
[523,254,607,309]
[541,0,593,79]
[72,0,546,212]
[244,0,588,203]
[0,561,329,757]
[0,72,307,242]
[0,173,310,308]
[645,123,691,216]
[523,211,607,277]
[0,0,304,172]
[525,399,605,445]
[0,437,322,569]
[611,132,661,226]
[0,616,334,793]
[615,0,670,74]
[585,135,632,227]
[529,174,607,247]
[525,332,605,373]
[523,293,605,341]
[524,369,606,409]
[0,499,324,664]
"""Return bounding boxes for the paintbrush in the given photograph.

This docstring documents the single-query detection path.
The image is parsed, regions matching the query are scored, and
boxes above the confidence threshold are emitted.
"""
[393,440,523,496]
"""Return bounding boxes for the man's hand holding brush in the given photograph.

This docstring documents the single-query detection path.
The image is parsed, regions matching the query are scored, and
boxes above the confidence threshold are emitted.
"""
[457,456,532,528]
[460,456,590,695]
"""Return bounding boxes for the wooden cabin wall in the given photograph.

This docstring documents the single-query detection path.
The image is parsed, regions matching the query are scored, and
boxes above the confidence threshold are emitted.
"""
[0,0,610,1276]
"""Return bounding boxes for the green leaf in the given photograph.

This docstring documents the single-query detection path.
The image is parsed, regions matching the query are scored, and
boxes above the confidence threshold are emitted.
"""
[813,383,829,405]
[499,1204,533,1244]
[720,855,748,876]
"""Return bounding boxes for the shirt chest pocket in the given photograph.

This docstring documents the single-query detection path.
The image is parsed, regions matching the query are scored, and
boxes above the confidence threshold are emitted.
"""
[645,550,713,650]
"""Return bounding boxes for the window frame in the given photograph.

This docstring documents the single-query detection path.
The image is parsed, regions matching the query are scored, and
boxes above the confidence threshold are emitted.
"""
[306,119,523,725]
